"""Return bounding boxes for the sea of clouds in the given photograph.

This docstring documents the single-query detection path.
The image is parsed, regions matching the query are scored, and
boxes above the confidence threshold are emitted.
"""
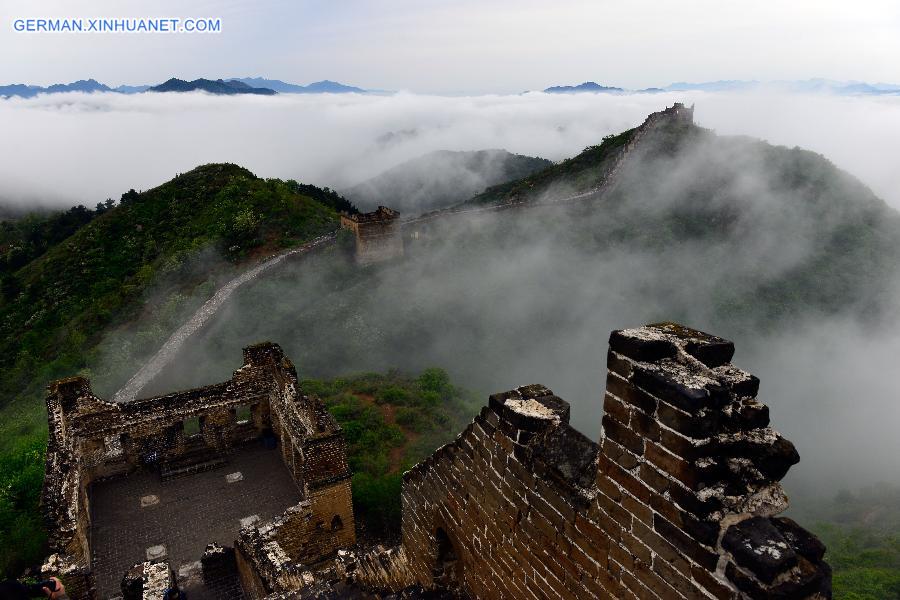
[2,89,900,211]
[7,89,900,496]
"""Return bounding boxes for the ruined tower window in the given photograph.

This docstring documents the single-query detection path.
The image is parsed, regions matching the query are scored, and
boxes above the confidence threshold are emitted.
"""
[234,404,252,425]
[183,416,201,437]
[331,515,344,531]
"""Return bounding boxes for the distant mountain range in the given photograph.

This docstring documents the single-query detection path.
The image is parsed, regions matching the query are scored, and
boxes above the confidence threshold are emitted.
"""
[227,78,366,94]
[149,78,276,95]
[4,76,899,99]
[0,79,119,98]
[0,77,368,98]
[544,82,627,94]
[543,78,900,95]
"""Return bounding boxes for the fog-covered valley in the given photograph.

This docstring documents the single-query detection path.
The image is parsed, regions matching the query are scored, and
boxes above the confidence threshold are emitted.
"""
[116,117,900,500]
[4,90,900,590]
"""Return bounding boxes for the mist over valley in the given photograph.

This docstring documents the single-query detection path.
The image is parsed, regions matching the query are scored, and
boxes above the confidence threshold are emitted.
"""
[3,84,900,600]
[95,112,900,500]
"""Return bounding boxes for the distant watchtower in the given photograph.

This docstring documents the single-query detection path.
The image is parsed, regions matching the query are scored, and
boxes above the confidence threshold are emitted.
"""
[340,206,404,265]
[668,101,694,124]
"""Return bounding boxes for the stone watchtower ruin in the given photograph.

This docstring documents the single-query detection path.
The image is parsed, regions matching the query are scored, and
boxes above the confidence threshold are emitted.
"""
[340,206,405,265]
[40,343,356,599]
[667,101,694,124]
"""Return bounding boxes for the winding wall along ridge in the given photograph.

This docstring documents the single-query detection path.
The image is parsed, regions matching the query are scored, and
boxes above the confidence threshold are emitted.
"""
[112,233,337,403]
[114,104,690,403]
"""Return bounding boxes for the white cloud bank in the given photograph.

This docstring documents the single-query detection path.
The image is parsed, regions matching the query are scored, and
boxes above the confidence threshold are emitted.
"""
[2,90,900,212]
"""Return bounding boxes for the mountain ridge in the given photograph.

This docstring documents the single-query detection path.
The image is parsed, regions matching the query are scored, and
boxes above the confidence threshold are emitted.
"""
[227,77,367,94]
[0,77,368,98]
[148,78,276,95]
[0,163,350,414]
[541,78,900,95]
[344,149,552,215]
[544,82,627,94]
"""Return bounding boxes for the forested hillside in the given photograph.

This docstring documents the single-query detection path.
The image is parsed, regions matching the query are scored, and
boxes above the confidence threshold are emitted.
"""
[302,369,481,542]
[0,164,350,575]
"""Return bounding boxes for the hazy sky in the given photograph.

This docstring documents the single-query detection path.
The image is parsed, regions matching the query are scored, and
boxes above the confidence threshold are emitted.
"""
[2,0,899,93]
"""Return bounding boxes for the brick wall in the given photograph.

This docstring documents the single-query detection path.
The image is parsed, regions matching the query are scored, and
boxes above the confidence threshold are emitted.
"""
[272,481,356,564]
[234,478,355,595]
[344,323,831,599]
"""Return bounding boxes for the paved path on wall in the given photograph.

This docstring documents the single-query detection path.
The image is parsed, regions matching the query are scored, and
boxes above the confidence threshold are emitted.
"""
[90,444,301,600]
[112,233,337,403]
[400,186,599,227]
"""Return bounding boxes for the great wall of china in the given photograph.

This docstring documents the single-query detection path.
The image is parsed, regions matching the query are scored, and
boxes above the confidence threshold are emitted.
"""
[51,103,835,599]
[112,233,337,403]
[114,103,694,402]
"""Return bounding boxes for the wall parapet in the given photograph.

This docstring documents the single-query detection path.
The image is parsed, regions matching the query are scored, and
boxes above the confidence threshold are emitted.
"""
[352,322,831,599]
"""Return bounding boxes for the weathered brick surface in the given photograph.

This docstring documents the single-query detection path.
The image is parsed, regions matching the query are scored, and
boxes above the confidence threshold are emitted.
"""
[120,560,174,600]
[41,343,354,600]
[344,322,831,599]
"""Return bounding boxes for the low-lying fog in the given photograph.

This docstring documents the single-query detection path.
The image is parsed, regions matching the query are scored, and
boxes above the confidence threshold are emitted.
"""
[5,89,900,499]
[3,90,900,209]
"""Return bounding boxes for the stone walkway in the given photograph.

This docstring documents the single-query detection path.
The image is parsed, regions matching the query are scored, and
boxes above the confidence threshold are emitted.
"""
[90,443,302,599]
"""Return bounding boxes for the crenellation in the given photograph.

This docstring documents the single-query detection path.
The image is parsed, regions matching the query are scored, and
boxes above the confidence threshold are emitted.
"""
[340,323,830,599]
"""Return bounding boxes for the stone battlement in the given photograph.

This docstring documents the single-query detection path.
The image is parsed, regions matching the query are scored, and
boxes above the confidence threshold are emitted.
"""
[339,323,831,599]
[341,205,399,225]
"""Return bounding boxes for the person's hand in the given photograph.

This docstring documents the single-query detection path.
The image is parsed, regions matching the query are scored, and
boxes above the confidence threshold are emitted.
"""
[42,577,65,599]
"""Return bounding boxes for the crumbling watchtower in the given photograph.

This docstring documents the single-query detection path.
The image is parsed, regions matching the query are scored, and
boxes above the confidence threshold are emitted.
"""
[340,206,404,265]
[40,343,355,599]
[668,101,694,124]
